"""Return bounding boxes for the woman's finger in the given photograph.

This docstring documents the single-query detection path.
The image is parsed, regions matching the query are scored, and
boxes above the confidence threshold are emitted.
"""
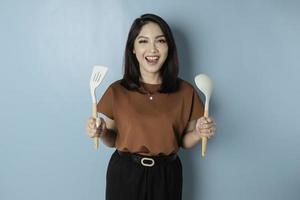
[197,123,215,129]
[86,128,97,137]
[199,117,208,124]
[87,118,96,127]
[206,117,212,123]
[199,128,215,134]
[88,122,95,129]
[199,133,210,138]
[96,117,101,128]
[100,118,106,132]
[199,129,210,133]
[206,117,215,123]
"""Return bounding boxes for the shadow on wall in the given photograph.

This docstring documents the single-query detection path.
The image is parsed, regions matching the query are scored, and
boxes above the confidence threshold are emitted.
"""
[172,25,206,200]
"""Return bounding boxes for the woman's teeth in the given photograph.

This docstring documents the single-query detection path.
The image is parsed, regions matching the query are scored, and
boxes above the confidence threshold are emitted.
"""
[145,56,159,63]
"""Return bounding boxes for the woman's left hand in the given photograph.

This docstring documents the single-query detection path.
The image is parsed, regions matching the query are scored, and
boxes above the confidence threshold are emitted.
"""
[194,116,216,141]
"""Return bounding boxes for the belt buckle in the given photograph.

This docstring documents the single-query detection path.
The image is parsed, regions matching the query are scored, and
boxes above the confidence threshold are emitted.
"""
[141,157,155,167]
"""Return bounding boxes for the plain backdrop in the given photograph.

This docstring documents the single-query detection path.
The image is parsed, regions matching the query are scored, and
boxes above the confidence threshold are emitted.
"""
[1,0,299,200]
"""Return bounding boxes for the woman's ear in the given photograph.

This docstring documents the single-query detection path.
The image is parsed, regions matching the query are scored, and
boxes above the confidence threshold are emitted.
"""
[133,49,136,54]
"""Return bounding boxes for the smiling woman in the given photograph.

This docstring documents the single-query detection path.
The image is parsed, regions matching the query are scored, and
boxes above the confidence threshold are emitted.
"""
[85,13,216,200]
[133,22,169,81]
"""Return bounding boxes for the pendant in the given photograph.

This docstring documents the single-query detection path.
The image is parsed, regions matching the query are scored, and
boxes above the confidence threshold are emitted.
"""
[149,96,153,100]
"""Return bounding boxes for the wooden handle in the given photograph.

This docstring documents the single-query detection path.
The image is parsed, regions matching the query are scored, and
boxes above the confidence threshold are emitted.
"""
[92,103,99,149]
[201,109,209,157]
[201,137,207,157]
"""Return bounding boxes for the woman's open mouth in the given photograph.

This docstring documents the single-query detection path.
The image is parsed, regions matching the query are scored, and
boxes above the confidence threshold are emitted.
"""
[145,56,160,65]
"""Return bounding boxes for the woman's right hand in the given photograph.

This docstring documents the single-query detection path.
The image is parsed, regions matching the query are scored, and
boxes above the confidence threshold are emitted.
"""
[86,117,107,138]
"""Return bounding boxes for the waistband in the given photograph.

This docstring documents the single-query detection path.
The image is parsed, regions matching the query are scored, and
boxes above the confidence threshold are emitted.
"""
[116,150,178,167]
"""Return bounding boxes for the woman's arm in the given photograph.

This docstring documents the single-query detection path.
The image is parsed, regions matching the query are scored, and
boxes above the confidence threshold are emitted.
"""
[182,120,200,149]
[182,117,216,149]
[99,115,117,147]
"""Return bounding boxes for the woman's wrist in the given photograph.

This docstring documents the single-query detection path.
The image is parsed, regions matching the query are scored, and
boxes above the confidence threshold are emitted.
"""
[182,129,202,149]
[99,127,109,138]
[99,128,116,147]
[192,129,202,142]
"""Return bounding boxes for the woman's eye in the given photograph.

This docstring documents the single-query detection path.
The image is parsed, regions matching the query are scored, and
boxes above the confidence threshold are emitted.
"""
[158,39,166,43]
[138,40,147,43]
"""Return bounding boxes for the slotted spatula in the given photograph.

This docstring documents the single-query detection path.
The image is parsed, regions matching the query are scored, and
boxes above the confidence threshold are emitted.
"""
[89,65,108,149]
[195,74,214,157]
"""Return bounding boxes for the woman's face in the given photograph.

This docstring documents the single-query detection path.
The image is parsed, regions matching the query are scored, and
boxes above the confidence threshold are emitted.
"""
[133,22,169,77]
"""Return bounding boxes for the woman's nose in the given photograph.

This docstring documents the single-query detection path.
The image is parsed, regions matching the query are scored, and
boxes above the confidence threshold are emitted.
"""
[149,42,158,52]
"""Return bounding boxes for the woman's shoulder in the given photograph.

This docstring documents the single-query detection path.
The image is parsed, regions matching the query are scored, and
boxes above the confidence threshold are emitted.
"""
[106,79,124,91]
[178,78,196,92]
[109,79,122,87]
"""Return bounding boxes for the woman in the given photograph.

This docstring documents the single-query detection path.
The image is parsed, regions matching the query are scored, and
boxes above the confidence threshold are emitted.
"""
[86,13,216,200]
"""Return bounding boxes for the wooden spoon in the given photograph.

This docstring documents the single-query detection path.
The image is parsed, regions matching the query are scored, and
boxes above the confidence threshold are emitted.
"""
[195,74,213,157]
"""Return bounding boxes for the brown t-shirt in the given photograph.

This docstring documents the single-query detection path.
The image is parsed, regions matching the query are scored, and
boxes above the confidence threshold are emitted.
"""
[97,79,204,156]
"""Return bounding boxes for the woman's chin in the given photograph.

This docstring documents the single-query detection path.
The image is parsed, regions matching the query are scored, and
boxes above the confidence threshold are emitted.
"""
[140,64,163,73]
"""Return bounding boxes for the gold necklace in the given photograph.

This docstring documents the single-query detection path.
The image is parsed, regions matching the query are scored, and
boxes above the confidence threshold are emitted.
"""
[139,80,162,101]
[140,86,156,100]
[147,92,154,100]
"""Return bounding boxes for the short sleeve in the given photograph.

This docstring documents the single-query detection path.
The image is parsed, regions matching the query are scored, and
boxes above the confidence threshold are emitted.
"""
[188,88,204,121]
[96,86,114,119]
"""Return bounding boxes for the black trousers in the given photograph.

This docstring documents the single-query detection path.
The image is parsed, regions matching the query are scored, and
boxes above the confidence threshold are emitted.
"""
[106,150,183,200]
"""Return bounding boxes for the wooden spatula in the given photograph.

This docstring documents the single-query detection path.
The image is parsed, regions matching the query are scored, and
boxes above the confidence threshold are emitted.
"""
[89,65,108,149]
[195,74,213,157]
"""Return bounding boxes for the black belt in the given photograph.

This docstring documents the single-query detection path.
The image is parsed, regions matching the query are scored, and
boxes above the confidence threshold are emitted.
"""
[117,150,177,167]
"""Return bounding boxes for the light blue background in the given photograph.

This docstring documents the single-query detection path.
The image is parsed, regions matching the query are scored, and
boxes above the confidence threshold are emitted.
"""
[1,0,299,200]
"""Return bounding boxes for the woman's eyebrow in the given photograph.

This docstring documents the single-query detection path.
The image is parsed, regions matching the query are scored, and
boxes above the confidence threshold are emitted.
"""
[137,35,166,39]
[137,36,148,39]
[155,35,165,39]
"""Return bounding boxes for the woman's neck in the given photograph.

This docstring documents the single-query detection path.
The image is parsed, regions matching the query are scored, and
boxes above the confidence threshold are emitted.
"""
[140,74,162,84]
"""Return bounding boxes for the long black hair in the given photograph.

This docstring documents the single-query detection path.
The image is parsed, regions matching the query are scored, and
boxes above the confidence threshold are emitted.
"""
[120,13,180,93]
